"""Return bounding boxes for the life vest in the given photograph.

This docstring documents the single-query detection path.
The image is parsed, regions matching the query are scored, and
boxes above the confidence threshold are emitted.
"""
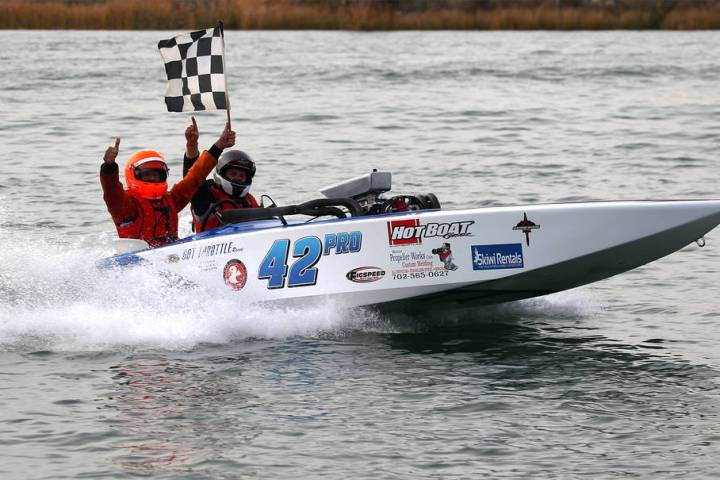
[193,181,259,233]
[116,193,179,247]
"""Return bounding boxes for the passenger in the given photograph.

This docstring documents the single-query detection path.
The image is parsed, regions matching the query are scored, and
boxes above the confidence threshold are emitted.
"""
[100,122,236,247]
[183,117,260,233]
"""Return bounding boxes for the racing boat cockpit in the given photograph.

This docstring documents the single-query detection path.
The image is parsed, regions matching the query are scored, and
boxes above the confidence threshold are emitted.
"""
[218,170,441,226]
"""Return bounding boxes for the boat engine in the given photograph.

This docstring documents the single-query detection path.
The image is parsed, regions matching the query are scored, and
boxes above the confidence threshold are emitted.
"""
[220,171,441,226]
[320,170,440,215]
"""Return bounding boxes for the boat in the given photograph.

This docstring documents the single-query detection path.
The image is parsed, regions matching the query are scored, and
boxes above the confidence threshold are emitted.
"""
[98,171,720,308]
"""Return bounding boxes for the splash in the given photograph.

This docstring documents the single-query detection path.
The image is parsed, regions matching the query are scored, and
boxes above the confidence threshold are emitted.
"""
[0,226,377,352]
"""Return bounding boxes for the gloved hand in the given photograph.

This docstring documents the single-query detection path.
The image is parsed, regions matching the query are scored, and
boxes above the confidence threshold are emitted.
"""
[214,122,236,150]
[104,137,120,164]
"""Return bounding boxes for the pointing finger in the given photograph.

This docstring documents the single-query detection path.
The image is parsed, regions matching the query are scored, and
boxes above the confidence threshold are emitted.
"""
[114,137,120,149]
[191,116,197,130]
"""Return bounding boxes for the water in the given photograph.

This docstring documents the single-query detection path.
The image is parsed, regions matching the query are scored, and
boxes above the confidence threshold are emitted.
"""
[1,30,719,478]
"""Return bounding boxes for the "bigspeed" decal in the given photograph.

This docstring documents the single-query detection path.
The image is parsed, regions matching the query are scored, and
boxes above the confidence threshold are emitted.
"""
[346,267,386,283]
[387,219,474,246]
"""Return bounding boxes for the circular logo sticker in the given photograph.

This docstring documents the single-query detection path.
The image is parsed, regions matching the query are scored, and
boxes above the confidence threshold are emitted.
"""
[223,259,247,291]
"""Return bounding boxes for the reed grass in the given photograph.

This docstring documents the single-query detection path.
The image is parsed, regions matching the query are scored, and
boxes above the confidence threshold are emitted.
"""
[1,0,719,30]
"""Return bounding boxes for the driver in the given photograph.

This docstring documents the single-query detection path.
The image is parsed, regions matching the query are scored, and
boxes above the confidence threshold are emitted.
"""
[100,121,236,247]
[183,117,260,233]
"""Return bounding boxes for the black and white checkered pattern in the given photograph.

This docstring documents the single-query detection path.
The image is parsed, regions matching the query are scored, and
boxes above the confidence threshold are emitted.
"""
[158,23,227,112]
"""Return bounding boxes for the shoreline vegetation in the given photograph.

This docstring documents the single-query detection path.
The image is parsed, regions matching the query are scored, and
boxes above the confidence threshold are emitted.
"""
[1,0,719,30]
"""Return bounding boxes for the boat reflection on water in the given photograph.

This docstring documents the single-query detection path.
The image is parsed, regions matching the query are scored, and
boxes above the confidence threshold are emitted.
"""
[106,353,256,475]
[375,298,719,424]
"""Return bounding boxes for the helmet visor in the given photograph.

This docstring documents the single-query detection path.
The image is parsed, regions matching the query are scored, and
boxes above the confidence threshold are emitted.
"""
[221,166,249,183]
[134,167,168,183]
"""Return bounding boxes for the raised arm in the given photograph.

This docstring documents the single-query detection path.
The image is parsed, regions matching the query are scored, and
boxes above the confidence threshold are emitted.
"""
[99,137,138,222]
[183,116,200,176]
[171,123,236,211]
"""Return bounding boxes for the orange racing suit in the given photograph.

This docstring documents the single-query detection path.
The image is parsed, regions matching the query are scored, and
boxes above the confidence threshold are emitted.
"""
[100,146,222,247]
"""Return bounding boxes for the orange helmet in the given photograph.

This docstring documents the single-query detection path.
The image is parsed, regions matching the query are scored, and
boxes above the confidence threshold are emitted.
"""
[124,150,169,200]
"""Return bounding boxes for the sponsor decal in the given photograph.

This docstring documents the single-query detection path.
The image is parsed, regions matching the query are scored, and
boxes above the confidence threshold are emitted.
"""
[182,241,241,261]
[431,242,458,271]
[389,250,429,264]
[389,247,453,281]
[223,259,248,290]
[167,254,180,263]
[387,219,421,246]
[513,213,540,246]
[387,219,474,246]
[471,244,524,271]
[346,267,386,283]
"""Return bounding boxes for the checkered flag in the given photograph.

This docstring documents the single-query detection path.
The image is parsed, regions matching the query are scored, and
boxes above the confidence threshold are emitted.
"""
[158,22,228,112]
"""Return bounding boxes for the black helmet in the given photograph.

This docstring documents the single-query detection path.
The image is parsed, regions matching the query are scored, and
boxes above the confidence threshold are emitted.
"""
[214,150,256,197]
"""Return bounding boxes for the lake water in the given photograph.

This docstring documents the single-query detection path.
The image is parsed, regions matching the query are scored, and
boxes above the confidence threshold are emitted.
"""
[0,30,719,478]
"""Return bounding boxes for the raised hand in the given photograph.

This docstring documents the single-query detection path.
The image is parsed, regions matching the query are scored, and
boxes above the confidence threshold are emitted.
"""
[104,137,120,164]
[214,122,236,150]
[185,116,199,147]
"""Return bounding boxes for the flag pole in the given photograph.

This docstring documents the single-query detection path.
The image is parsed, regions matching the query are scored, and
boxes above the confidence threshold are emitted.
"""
[219,21,231,129]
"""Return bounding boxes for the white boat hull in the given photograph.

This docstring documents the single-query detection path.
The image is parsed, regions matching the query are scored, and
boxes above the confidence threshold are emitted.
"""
[101,200,720,308]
